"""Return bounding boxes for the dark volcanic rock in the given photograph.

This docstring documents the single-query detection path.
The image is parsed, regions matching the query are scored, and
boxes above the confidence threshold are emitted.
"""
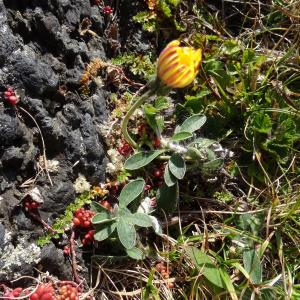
[0,0,109,283]
[9,46,59,95]
[0,112,25,148]
[39,243,72,279]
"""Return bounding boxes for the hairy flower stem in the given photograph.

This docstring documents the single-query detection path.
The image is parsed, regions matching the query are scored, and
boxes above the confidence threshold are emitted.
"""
[121,80,158,149]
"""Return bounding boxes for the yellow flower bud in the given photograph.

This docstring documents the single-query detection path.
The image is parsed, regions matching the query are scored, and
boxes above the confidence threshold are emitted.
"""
[157,40,202,88]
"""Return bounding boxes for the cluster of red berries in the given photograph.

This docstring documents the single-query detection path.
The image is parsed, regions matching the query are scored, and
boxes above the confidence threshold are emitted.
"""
[156,262,174,288]
[117,141,133,157]
[72,208,95,228]
[29,284,54,300]
[1,283,80,300]
[81,229,95,246]
[24,198,40,210]
[3,287,24,299]
[102,6,113,14]
[56,284,78,300]
[3,87,18,105]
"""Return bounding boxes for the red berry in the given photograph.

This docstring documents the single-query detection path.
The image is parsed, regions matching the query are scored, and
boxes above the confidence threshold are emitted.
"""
[12,287,23,297]
[73,217,81,226]
[40,292,53,300]
[153,138,161,148]
[83,220,90,228]
[102,5,113,14]
[8,95,18,105]
[153,169,161,178]
[30,293,39,300]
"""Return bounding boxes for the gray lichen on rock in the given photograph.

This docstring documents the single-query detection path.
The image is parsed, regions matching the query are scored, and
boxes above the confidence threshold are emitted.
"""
[0,232,41,280]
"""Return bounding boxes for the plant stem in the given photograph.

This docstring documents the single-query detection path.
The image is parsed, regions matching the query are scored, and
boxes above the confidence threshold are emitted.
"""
[121,88,157,148]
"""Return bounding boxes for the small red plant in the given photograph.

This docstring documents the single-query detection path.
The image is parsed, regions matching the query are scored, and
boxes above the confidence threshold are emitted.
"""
[117,141,133,157]
[56,284,78,300]
[81,229,95,246]
[3,87,19,105]
[3,287,23,299]
[24,198,40,210]
[156,262,174,287]
[102,6,113,15]
[29,284,54,300]
[153,137,161,148]
[72,208,95,228]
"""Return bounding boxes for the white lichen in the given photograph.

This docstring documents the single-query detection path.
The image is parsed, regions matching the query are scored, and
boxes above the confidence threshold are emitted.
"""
[73,174,91,194]
[106,149,124,175]
[0,236,41,279]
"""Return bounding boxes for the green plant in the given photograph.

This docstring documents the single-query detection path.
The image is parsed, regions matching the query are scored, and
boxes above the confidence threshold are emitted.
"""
[91,178,161,258]
[111,53,156,81]
[36,192,93,246]
[124,114,222,212]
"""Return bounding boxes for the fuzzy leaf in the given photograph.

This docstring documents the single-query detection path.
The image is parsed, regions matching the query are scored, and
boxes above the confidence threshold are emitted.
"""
[178,114,206,134]
[117,217,137,249]
[92,211,114,225]
[169,154,186,180]
[119,179,145,208]
[132,213,153,227]
[171,131,193,141]
[126,247,145,260]
[189,137,215,148]
[164,164,177,187]
[94,222,117,241]
[121,212,153,227]
[124,150,165,170]
[90,201,108,213]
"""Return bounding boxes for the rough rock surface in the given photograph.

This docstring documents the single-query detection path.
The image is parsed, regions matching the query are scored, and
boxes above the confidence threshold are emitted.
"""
[0,0,108,282]
[0,0,151,284]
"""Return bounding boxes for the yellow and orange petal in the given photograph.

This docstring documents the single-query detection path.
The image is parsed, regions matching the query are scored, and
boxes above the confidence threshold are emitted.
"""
[157,40,202,89]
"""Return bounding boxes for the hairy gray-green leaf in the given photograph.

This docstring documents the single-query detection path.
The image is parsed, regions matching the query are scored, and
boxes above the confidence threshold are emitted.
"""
[117,217,137,249]
[178,114,206,133]
[164,164,177,186]
[119,178,145,208]
[132,213,153,227]
[126,247,145,260]
[189,137,215,148]
[171,131,193,141]
[124,150,165,170]
[169,154,186,180]
[92,211,114,225]
[121,211,153,227]
[156,182,179,213]
[90,201,109,213]
[94,222,117,241]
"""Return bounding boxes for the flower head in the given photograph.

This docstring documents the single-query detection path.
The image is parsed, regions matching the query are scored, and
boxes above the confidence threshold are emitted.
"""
[157,40,202,88]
